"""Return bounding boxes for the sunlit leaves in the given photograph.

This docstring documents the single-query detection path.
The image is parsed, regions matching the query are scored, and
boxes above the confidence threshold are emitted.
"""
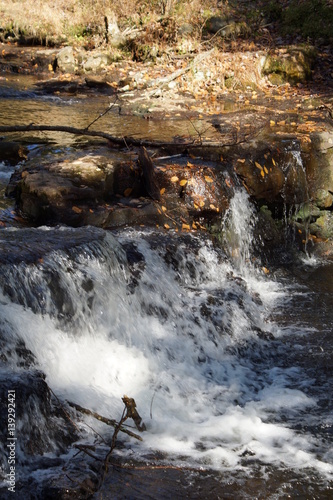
[72,206,82,213]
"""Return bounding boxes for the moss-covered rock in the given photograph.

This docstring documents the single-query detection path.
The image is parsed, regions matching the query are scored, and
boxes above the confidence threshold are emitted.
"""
[262,45,316,84]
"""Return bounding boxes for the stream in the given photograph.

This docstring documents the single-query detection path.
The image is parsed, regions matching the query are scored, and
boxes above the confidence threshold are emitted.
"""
[0,74,332,499]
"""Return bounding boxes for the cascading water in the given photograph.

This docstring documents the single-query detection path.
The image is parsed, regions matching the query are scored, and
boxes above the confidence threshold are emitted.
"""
[0,192,332,498]
[221,189,258,274]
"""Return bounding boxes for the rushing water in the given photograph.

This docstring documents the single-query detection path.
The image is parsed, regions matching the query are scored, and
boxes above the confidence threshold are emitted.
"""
[0,194,332,498]
[0,75,332,498]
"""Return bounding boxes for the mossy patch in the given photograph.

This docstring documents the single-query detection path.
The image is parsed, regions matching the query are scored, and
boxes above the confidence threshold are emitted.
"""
[262,46,317,84]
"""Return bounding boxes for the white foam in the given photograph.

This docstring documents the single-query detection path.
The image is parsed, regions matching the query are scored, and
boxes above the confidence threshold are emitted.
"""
[0,228,332,480]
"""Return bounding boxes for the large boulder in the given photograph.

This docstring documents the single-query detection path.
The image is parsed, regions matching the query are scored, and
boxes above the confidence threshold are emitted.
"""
[6,150,231,229]
[262,45,316,84]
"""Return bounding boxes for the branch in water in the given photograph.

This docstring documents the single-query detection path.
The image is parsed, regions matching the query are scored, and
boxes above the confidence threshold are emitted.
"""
[0,124,251,149]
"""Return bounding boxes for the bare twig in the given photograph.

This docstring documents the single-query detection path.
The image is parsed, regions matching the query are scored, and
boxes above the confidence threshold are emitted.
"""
[84,97,119,131]
[74,444,104,462]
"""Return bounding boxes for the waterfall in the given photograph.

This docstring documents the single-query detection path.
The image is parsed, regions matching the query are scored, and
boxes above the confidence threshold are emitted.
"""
[221,188,258,273]
[0,192,332,496]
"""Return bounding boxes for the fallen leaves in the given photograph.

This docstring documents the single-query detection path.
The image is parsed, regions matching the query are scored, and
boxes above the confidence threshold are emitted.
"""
[204,176,214,183]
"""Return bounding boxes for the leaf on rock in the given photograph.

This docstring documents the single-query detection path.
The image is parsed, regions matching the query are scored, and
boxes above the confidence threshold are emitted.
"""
[72,206,82,213]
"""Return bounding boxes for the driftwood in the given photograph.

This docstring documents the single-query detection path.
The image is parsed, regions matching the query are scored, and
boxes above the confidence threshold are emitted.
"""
[138,146,161,201]
[122,395,146,432]
[68,401,143,441]
[0,123,198,148]
[148,49,214,96]
[0,123,248,149]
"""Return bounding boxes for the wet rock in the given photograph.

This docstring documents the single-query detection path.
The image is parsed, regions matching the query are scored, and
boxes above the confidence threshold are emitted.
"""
[307,129,333,209]
[262,46,316,84]
[8,154,119,225]
[31,49,58,71]
[56,46,75,73]
[234,156,285,201]
[0,371,77,459]
[0,141,27,164]
[309,210,333,240]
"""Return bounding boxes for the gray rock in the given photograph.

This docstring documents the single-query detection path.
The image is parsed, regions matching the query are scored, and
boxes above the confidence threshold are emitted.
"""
[56,46,75,73]
[82,52,110,73]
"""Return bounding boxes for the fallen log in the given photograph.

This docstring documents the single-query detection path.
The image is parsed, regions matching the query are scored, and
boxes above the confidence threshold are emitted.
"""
[0,124,248,149]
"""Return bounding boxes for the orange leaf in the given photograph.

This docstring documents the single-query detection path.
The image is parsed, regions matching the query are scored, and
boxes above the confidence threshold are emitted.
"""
[124,188,133,197]
[160,187,166,195]
[179,179,187,186]
[255,161,263,170]
[72,206,82,213]
[164,223,170,230]
[170,176,179,183]
[204,176,213,183]
[182,223,191,230]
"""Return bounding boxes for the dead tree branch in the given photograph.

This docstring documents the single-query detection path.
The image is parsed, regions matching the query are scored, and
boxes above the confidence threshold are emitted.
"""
[0,123,252,150]
[147,49,214,97]
[67,401,143,441]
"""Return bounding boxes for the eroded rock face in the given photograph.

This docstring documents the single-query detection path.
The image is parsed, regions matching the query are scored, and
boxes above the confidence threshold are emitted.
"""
[6,152,231,229]
[4,128,333,255]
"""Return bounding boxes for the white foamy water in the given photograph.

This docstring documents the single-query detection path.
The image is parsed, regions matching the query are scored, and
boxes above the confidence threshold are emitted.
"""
[0,216,332,483]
